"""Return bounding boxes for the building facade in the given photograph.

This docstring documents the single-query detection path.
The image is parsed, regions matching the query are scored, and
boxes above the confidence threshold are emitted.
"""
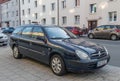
[86,0,120,30]
[1,0,20,27]
[20,0,87,29]
[1,0,120,29]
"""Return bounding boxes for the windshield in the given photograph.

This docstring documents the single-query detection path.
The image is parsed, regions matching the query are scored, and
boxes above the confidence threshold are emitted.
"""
[44,27,76,39]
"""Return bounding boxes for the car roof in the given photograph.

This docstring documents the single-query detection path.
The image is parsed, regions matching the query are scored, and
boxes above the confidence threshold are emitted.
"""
[21,24,60,28]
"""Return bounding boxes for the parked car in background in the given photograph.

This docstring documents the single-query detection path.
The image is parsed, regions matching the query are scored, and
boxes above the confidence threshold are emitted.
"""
[10,24,110,76]
[88,25,120,40]
[65,27,83,36]
[2,27,15,34]
[0,31,8,46]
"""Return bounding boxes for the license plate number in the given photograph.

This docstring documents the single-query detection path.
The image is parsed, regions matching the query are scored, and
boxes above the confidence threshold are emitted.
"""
[97,60,107,67]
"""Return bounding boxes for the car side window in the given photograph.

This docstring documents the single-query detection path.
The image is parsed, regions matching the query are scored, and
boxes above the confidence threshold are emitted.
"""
[22,27,33,38]
[13,27,24,35]
[104,25,111,30]
[95,26,104,31]
[32,27,44,40]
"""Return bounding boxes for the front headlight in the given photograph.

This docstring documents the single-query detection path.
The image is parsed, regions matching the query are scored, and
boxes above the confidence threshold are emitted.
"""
[3,36,8,39]
[75,50,90,60]
[103,46,109,55]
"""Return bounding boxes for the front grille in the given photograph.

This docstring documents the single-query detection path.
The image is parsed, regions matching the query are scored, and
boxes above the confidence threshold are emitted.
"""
[91,51,107,59]
[0,36,3,39]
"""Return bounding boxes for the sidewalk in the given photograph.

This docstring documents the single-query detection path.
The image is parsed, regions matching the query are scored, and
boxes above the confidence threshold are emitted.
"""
[0,46,120,81]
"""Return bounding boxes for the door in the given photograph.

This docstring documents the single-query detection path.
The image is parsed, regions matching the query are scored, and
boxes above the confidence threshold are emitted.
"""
[30,26,49,63]
[102,25,112,38]
[94,26,104,38]
[88,20,97,30]
[18,26,33,56]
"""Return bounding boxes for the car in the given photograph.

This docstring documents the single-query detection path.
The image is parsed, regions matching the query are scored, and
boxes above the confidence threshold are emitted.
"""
[88,25,120,40]
[65,27,83,36]
[2,27,15,33]
[0,32,8,46]
[9,24,110,76]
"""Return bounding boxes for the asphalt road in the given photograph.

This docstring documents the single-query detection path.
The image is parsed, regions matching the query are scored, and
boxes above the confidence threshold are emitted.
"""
[81,37,120,67]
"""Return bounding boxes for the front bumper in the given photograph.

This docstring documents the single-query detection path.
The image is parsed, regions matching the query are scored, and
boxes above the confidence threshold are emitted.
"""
[0,39,8,45]
[65,55,110,72]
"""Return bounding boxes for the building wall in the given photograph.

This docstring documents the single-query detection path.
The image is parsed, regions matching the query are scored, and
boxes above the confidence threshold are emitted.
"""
[1,0,120,29]
[1,0,20,27]
[86,0,120,27]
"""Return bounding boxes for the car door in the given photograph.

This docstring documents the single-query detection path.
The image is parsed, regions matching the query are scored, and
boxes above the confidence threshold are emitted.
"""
[29,26,49,63]
[102,25,111,38]
[18,26,33,56]
[94,26,104,38]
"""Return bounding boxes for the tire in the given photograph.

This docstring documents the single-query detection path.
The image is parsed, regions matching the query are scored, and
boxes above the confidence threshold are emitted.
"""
[110,34,117,41]
[50,54,66,76]
[88,34,94,39]
[13,46,22,59]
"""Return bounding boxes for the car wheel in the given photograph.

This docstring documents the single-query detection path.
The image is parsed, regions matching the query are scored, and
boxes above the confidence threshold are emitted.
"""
[88,34,94,39]
[13,46,22,59]
[110,35,117,40]
[50,54,66,76]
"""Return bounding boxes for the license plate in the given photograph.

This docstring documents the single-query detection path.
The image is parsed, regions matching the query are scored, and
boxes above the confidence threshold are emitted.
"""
[97,60,107,67]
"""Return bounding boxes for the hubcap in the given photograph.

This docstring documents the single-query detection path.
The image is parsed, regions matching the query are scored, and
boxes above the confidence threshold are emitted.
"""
[111,35,116,40]
[89,34,93,38]
[51,57,62,74]
[13,47,19,58]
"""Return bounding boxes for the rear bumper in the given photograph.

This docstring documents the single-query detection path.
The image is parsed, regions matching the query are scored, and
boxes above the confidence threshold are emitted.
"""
[65,55,110,72]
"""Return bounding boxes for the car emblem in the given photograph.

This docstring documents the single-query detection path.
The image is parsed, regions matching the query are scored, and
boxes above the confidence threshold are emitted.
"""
[98,51,101,56]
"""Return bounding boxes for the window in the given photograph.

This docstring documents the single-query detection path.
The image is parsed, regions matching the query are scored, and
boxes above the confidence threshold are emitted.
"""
[28,0,30,3]
[28,20,31,24]
[28,8,30,14]
[16,0,18,5]
[16,10,18,16]
[109,11,117,21]
[23,20,25,25]
[22,0,24,4]
[22,27,33,38]
[35,1,37,7]
[75,0,80,6]
[42,18,46,25]
[16,20,19,26]
[51,17,56,24]
[13,21,15,26]
[90,3,96,13]
[75,15,80,24]
[35,13,38,19]
[42,5,46,12]
[62,0,66,8]
[51,3,55,11]
[12,11,14,17]
[6,12,9,18]
[22,10,25,16]
[32,27,44,39]
[62,16,67,25]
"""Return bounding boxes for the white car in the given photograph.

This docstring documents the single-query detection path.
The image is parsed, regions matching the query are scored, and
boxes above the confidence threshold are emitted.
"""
[0,32,8,46]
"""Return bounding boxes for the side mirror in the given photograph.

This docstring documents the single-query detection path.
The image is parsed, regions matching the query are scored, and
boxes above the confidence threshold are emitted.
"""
[36,36,47,43]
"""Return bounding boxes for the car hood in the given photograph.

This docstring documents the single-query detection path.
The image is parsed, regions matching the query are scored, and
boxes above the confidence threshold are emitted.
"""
[52,38,104,54]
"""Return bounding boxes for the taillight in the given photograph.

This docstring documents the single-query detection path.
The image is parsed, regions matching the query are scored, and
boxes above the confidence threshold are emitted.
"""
[115,29,120,32]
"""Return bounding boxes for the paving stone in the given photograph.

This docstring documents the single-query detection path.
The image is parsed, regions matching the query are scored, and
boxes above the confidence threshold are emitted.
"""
[0,46,120,81]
